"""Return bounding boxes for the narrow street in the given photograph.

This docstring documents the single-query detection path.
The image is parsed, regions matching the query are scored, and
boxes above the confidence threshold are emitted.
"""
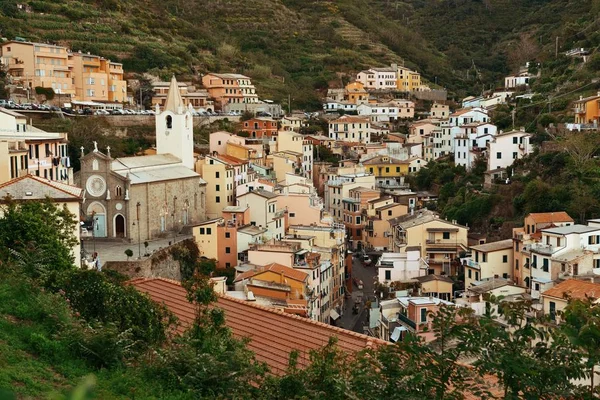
[338,254,378,334]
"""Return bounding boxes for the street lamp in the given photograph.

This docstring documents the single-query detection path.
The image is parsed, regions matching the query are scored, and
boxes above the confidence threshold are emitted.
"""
[80,221,85,267]
[136,202,141,259]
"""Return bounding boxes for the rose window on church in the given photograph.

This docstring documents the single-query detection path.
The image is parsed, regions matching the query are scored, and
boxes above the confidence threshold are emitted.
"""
[86,175,107,197]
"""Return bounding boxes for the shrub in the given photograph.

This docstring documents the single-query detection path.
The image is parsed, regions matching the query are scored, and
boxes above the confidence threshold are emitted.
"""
[34,86,55,100]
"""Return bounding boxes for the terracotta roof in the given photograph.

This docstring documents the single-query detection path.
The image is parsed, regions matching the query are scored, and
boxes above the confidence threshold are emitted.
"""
[234,262,309,283]
[128,277,387,375]
[542,279,600,301]
[216,154,247,165]
[528,212,574,224]
[257,179,275,187]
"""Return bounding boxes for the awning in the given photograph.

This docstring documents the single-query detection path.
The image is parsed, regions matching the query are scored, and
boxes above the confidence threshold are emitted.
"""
[330,309,340,320]
[391,326,407,342]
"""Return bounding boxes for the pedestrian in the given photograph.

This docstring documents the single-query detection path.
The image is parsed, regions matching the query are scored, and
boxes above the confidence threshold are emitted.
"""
[93,252,101,272]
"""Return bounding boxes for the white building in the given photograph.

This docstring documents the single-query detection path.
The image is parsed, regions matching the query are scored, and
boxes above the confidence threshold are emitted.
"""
[504,74,533,89]
[357,102,413,122]
[322,101,358,113]
[434,108,490,158]
[356,67,397,90]
[486,128,533,175]
[377,249,429,284]
[527,222,600,298]
[328,116,371,144]
[453,122,498,169]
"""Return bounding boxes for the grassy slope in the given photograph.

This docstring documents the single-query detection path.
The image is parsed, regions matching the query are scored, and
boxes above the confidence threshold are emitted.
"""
[0,275,186,399]
[1,0,598,107]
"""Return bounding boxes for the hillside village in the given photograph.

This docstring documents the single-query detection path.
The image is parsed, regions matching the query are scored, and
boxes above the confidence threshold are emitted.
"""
[1,4,600,397]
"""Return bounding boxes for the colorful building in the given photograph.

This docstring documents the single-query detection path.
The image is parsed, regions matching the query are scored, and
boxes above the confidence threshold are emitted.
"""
[201,73,258,110]
[0,41,127,104]
[573,92,600,125]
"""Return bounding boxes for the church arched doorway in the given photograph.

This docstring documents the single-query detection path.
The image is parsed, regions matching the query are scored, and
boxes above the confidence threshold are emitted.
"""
[114,214,126,238]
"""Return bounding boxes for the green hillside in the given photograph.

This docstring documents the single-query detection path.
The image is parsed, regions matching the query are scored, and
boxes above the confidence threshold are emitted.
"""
[0,0,599,107]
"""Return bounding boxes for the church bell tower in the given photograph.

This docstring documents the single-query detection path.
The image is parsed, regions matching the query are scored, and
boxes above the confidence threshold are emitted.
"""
[155,75,194,169]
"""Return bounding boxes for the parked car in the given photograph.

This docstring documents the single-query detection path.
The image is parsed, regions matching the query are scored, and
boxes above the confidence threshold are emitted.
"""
[353,278,364,290]
[362,255,372,265]
[82,108,93,115]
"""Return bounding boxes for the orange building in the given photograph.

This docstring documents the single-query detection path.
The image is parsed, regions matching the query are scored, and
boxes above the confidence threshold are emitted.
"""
[573,92,600,125]
[342,187,381,250]
[201,73,258,110]
[241,117,278,139]
[0,41,127,104]
[233,263,310,316]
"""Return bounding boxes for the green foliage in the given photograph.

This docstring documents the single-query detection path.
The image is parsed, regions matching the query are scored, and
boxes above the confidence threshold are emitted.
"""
[0,199,77,277]
[314,145,339,163]
[54,269,174,347]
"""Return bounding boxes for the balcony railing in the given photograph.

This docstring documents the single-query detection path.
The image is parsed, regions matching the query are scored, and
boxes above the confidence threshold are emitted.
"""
[397,313,416,330]
[528,243,558,255]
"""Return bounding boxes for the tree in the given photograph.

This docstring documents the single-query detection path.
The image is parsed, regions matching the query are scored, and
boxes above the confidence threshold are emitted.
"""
[148,272,267,397]
[0,198,77,279]
[561,298,600,398]
[475,298,586,399]
[124,249,133,261]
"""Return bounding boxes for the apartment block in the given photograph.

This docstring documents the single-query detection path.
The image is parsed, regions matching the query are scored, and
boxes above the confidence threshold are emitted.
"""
[0,41,127,104]
[0,108,72,184]
[201,73,258,110]
[152,81,210,109]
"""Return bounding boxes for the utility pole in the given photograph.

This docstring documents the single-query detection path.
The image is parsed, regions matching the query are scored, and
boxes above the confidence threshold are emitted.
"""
[555,36,560,59]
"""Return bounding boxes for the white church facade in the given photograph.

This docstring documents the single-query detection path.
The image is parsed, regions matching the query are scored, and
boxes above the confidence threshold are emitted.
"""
[77,76,207,241]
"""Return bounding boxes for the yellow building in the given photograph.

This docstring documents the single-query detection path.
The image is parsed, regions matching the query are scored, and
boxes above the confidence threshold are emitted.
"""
[415,274,454,301]
[345,81,369,105]
[364,202,408,251]
[397,66,421,92]
[196,155,237,218]
[390,209,468,275]
[362,155,410,177]
[464,239,513,288]
[191,218,222,260]
[0,41,127,104]
[573,93,600,125]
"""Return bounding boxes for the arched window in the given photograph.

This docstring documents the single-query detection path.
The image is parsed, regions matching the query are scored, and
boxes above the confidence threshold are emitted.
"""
[92,159,99,171]
[115,185,122,197]
[166,115,172,129]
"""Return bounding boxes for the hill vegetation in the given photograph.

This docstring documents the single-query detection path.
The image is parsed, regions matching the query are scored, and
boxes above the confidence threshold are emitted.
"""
[1,0,599,108]
[1,196,600,399]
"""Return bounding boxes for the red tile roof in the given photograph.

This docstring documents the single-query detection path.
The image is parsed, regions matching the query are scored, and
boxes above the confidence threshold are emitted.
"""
[528,211,574,224]
[129,277,387,375]
[542,279,600,301]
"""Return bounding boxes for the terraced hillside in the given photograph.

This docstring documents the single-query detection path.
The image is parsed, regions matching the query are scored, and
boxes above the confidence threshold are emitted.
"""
[0,0,599,108]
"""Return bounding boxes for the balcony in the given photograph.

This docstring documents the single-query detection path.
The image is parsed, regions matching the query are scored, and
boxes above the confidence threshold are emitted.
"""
[273,210,285,219]
[464,259,480,270]
[528,243,558,255]
[397,313,416,330]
